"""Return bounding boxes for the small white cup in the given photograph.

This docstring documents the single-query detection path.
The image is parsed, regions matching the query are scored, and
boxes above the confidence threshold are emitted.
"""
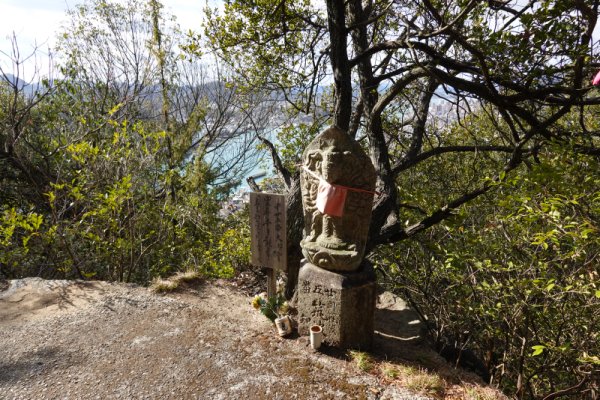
[275,316,292,337]
[310,325,323,350]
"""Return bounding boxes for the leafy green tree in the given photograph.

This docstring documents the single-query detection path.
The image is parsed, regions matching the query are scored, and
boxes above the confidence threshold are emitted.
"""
[0,35,57,211]
[375,106,599,397]
[0,0,270,282]
[204,0,600,248]
[204,1,600,397]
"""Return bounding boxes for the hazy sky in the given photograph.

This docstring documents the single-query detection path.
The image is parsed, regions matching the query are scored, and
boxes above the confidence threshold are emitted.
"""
[2,1,599,81]
[0,0,207,79]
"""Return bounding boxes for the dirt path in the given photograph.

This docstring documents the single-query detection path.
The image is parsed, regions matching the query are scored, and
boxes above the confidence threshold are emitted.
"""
[0,278,501,399]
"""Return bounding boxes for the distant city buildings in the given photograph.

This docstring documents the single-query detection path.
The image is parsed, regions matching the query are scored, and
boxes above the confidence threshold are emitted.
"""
[219,188,251,218]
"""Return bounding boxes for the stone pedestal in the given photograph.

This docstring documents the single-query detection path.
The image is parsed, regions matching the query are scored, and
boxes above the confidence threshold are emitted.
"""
[297,262,376,350]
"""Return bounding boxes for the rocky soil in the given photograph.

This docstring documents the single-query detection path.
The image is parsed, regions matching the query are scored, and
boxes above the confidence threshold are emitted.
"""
[0,278,505,399]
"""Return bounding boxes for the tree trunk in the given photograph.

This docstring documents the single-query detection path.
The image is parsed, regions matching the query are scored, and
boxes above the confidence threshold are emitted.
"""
[284,174,303,300]
[326,0,352,131]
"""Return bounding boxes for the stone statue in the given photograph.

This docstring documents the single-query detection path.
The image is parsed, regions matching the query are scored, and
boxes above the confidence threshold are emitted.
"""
[299,126,376,272]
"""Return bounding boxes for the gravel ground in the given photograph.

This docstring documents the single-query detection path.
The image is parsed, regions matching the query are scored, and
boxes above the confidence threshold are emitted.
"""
[0,278,497,400]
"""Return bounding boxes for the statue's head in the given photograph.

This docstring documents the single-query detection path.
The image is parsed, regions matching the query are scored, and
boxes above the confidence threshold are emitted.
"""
[299,126,376,272]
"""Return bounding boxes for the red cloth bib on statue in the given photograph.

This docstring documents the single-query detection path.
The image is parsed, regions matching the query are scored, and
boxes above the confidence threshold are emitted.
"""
[316,179,347,217]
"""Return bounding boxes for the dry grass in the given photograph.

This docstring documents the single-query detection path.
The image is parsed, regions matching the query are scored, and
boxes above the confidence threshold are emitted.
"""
[380,362,400,380]
[175,270,202,283]
[403,370,446,397]
[380,363,446,397]
[150,270,203,293]
[352,353,444,397]
[347,351,509,400]
[463,386,508,400]
[150,278,179,293]
[348,350,374,372]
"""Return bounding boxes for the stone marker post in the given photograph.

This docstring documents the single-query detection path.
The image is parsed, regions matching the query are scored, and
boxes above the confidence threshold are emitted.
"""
[296,126,377,350]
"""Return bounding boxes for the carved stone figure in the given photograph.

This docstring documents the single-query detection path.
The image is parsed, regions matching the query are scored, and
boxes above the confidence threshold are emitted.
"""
[299,126,376,272]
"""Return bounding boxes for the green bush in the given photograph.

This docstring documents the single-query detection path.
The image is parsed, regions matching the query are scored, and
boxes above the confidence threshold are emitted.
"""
[376,148,599,398]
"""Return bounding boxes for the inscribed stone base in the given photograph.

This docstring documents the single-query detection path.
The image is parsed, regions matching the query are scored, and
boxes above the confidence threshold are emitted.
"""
[297,262,376,350]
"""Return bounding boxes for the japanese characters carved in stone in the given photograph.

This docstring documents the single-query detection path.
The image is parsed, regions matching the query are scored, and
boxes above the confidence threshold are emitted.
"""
[299,126,376,272]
